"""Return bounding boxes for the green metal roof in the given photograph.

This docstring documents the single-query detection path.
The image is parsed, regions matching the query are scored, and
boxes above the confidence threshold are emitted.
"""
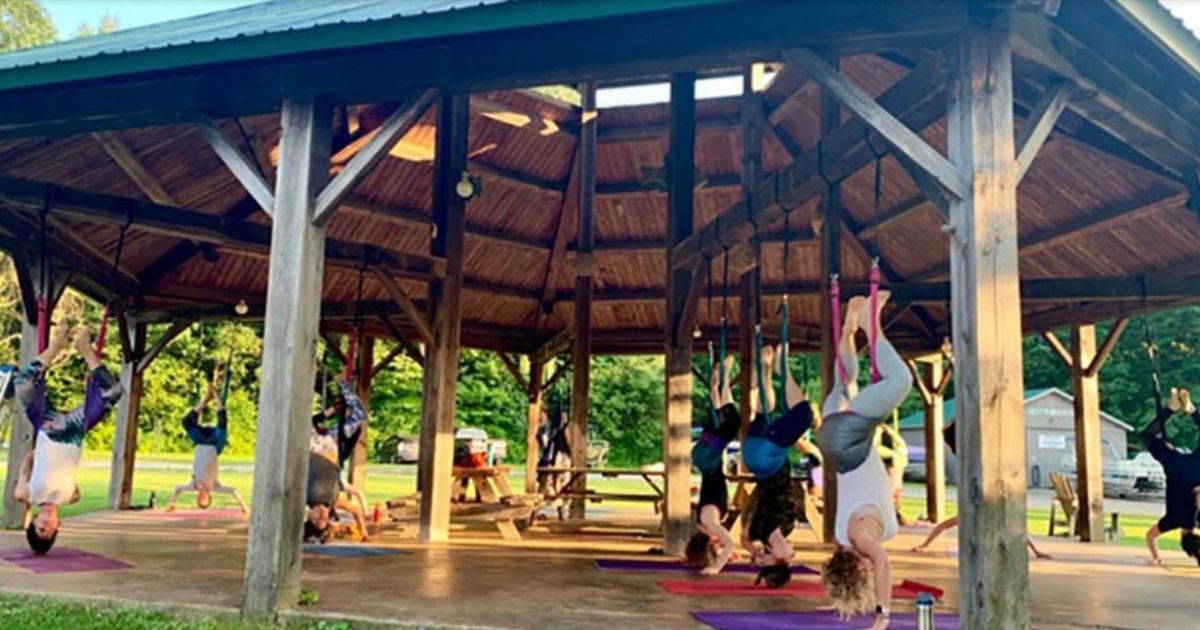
[0,0,730,91]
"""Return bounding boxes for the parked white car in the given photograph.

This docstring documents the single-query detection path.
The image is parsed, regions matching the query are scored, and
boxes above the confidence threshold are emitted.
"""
[394,436,420,464]
[1132,451,1166,492]
[1059,437,1140,498]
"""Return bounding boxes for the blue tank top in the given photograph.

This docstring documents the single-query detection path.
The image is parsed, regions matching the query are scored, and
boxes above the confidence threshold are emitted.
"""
[743,436,789,479]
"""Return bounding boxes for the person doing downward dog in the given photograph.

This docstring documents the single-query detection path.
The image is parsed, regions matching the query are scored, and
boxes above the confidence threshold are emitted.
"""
[165,371,248,514]
[686,355,740,575]
[13,325,124,555]
[816,292,910,629]
[740,342,814,589]
[1142,388,1200,566]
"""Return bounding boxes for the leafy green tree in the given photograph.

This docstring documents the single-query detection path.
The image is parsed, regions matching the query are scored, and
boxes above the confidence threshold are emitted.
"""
[73,10,118,38]
[0,0,56,52]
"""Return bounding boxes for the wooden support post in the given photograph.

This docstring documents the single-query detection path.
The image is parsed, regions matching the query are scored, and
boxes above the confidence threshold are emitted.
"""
[947,10,1030,627]
[569,81,597,520]
[920,358,948,523]
[350,336,374,489]
[2,321,38,528]
[108,320,147,510]
[664,72,697,556]
[418,92,468,543]
[242,94,332,618]
[819,60,843,544]
[738,64,765,448]
[525,358,545,495]
[1070,323,1104,543]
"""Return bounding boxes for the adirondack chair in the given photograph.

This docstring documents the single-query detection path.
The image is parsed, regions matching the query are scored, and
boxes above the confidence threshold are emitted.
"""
[1049,472,1122,541]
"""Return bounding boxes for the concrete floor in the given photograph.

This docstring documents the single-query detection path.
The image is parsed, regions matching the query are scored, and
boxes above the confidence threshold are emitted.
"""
[0,509,1195,629]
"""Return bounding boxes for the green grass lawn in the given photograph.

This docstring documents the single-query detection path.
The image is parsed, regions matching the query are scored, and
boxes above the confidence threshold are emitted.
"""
[0,593,379,629]
[1,454,1176,552]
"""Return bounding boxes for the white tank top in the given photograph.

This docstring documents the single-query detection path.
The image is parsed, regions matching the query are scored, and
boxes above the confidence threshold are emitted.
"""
[30,432,82,506]
[834,451,898,547]
[192,445,219,487]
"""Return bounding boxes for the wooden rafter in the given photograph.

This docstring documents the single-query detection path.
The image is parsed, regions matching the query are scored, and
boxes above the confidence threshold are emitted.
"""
[196,119,276,214]
[314,88,437,226]
[1041,330,1073,368]
[320,330,350,366]
[534,123,583,331]
[376,314,424,366]
[92,132,178,206]
[532,325,575,365]
[1015,79,1074,182]
[137,319,192,374]
[671,52,948,270]
[497,352,529,391]
[785,47,964,200]
[371,267,434,346]
[1086,318,1127,378]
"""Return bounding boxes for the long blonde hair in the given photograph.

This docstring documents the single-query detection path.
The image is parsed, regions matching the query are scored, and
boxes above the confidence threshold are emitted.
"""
[822,548,873,618]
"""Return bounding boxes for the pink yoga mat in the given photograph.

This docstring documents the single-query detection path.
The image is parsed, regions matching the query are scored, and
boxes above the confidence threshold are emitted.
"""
[0,547,131,573]
[658,577,944,600]
[595,558,818,576]
[148,508,245,521]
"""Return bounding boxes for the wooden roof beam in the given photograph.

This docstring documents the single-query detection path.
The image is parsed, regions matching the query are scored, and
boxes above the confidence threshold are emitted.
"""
[785,48,965,199]
[671,51,949,271]
[91,131,179,206]
[371,267,434,346]
[196,119,276,214]
[314,88,437,227]
[0,176,445,281]
[1015,79,1074,182]
[532,325,575,364]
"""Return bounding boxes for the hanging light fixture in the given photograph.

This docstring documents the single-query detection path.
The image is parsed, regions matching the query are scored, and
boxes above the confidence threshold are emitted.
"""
[235,299,250,316]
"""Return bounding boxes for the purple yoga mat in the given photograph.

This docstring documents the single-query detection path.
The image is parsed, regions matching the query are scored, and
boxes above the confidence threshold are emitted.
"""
[0,547,131,574]
[595,558,817,576]
[693,610,959,630]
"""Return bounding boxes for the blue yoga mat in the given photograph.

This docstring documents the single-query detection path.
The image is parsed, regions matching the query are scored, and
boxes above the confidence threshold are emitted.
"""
[693,610,959,629]
[303,544,408,558]
[595,558,817,575]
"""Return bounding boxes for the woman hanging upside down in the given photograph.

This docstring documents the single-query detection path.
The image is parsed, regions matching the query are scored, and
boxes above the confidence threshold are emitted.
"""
[1142,388,1200,566]
[740,342,814,589]
[686,355,740,575]
[304,426,370,544]
[312,378,368,475]
[13,325,124,555]
[816,292,909,629]
[165,371,248,514]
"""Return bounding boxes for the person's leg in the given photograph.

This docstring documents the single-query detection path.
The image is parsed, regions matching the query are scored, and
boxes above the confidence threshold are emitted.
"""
[215,483,250,513]
[1147,522,1165,565]
[822,297,863,417]
[76,330,123,434]
[165,482,197,512]
[781,351,807,411]
[757,345,776,415]
[912,515,959,552]
[846,293,912,419]
[766,401,814,449]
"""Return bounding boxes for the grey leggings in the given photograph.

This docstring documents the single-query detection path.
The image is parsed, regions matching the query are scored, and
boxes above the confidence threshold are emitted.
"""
[819,330,912,473]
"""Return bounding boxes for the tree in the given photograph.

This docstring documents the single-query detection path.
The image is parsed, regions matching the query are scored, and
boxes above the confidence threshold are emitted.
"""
[0,0,56,52]
[73,11,118,39]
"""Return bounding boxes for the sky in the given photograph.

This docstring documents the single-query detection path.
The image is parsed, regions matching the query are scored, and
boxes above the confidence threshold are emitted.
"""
[34,0,1200,107]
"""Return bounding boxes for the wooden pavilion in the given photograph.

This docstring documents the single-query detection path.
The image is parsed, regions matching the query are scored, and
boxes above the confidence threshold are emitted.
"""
[2,0,1200,625]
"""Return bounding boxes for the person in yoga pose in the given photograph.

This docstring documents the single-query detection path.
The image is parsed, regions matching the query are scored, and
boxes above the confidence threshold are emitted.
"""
[816,292,908,629]
[686,355,740,575]
[305,426,370,544]
[740,342,814,589]
[910,423,1051,559]
[312,378,369,475]
[164,372,248,514]
[1142,388,1200,566]
[13,325,124,555]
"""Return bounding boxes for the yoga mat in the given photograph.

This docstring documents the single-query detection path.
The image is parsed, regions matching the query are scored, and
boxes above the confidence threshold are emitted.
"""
[0,547,131,574]
[595,558,817,576]
[694,610,960,630]
[304,544,409,558]
[658,578,943,600]
[150,508,245,521]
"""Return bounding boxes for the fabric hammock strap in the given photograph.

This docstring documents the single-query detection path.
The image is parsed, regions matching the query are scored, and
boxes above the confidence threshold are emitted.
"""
[830,274,849,384]
[345,251,370,382]
[1143,316,1164,415]
[221,344,234,405]
[36,192,50,353]
[869,260,881,383]
[94,212,133,358]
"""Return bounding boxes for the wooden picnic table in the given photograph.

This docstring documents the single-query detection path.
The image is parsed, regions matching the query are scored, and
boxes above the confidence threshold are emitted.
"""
[387,466,539,541]
[537,466,667,505]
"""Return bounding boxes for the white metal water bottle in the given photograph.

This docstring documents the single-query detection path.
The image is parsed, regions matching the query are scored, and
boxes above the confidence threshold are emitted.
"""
[916,592,936,630]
